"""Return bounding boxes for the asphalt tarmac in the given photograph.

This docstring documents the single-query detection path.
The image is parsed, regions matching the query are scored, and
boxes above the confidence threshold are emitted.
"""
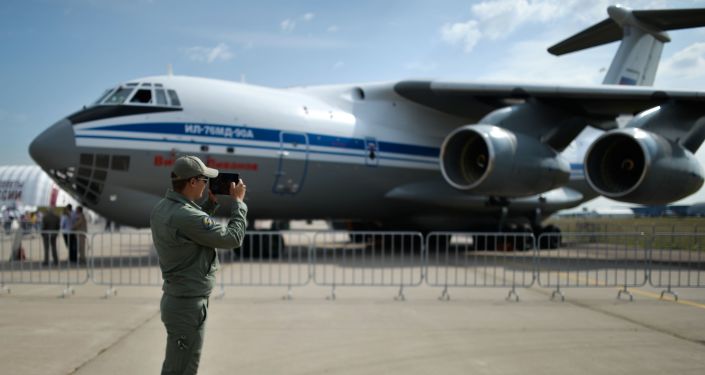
[1,276,705,375]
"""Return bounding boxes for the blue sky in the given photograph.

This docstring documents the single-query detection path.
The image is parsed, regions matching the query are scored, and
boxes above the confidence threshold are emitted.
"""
[2,0,705,208]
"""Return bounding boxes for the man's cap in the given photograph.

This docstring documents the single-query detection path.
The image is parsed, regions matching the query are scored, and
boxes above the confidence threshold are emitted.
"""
[172,156,219,180]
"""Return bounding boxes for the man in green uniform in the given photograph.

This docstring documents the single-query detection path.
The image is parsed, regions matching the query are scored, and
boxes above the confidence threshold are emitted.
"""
[151,155,248,375]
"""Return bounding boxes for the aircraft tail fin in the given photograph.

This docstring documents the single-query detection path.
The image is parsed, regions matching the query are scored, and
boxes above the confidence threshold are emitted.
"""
[548,5,705,86]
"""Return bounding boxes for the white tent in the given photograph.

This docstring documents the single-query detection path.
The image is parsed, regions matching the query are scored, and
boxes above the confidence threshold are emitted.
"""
[0,165,77,210]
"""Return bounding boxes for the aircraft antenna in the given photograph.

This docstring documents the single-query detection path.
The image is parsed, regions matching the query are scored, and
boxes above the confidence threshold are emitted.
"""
[167,64,174,77]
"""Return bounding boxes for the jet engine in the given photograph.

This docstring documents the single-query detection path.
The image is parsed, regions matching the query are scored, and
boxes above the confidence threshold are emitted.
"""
[584,128,704,204]
[440,124,571,196]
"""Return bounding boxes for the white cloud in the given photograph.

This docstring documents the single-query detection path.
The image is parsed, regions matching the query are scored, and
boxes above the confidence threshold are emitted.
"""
[476,38,608,85]
[332,61,344,70]
[327,25,339,33]
[184,43,234,63]
[440,20,481,53]
[658,42,705,86]
[281,18,296,32]
[439,0,683,54]
[302,13,315,22]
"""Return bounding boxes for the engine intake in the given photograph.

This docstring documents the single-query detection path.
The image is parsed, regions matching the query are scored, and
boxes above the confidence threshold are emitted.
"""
[585,128,704,204]
[440,124,570,196]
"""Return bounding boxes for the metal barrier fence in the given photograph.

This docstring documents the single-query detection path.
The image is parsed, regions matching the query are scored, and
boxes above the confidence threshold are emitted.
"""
[535,232,650,301]
[215,231,312,299]
[91,231,161,297]
[2,230,705,302]
[426,232,535,301]
[648,233,705,301]
[0,230,90,297]
[311,231,424,300]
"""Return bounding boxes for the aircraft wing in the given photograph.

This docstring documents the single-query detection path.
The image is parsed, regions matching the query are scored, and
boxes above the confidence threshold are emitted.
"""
[393,80,705,129]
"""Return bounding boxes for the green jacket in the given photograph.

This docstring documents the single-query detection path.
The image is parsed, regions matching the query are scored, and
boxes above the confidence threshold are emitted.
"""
[150,189,248,297]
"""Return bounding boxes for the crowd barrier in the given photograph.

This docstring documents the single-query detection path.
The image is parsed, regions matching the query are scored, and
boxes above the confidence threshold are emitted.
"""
[0,230,90,297]
[426,232,535,301]
[91,231,161,297]
[215,231,312,299]
[0,230,704,301]
[648,233,705,301]
[535,232,650,301]
[311,232,424,300]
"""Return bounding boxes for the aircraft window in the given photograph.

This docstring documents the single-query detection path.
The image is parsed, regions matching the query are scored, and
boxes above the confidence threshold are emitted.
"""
[155,89,167,105]
[155,83,163,87]
[142,83,152,87]
[80,153,93,166]
[94,89,114,105]
[93,169,107,181]
[104,87,135,104]
[111,155,130,171]
[86,192,98,205]
[96,154,110,168]
[90,182,103,194]
[126,83,138,87]
[130,89,153,104]
[78,167,91,178]
[167,90,181,107]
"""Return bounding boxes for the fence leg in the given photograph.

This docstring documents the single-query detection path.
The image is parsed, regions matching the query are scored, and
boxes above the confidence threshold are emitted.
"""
[438,285,450,301]
[506,285,519,302]
[282,285,293,301]
[61,283,75,299]
[215,284,226,300]
[394,285,406,301]
[326,285,336,301]
[1,283,10,294]
[660,285,679,302]
[103,284,117,299]
[617,285,634,302]
[551,286,565,302]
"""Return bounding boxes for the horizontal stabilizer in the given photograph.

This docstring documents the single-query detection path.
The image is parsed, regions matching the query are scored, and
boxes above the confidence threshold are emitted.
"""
[548,18,621,56]
[549,7,705,56]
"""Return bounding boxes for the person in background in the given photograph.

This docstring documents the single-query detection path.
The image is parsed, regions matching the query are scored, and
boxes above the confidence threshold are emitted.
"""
[60,204,76,262]
[72,206,88,265]
[41,207,60,266]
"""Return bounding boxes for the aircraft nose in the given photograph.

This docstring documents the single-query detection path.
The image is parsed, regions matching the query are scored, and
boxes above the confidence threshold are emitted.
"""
[29,119,76,170]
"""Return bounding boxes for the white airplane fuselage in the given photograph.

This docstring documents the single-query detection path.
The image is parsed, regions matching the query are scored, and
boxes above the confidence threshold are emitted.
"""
[29,75,593,229]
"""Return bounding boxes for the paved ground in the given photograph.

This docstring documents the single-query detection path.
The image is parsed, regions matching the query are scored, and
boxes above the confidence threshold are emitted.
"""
[1,278,705,375]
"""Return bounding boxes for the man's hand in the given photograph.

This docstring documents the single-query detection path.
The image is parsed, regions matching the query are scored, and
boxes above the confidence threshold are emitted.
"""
[207,190,218,205]
[230,179,246,202]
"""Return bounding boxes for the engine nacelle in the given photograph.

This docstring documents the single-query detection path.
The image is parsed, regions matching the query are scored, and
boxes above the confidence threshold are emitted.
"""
[440,124,571,196]
[584,128,704,204]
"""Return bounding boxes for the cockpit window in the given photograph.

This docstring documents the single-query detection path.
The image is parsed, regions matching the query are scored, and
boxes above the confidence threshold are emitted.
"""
[167,90,181,107]
[103,87,135,104]
[155,89,167,105]
[130,89,153,104]
[93,83,181,107]
[94,89,114,105]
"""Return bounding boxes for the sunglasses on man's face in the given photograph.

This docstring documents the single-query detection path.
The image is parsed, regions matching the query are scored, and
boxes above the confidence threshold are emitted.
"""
[192,176,209,183]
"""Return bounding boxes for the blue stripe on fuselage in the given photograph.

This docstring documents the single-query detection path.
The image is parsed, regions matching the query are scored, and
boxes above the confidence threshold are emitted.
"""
[83,122,440,158]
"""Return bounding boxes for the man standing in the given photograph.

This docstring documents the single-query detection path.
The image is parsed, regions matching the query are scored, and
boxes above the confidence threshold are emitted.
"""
[72,206,88,265]
[41,207,61,266]
[150,155,248,375]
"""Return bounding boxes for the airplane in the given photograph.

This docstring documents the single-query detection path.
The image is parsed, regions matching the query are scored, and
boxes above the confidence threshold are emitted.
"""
[28,5,705,249]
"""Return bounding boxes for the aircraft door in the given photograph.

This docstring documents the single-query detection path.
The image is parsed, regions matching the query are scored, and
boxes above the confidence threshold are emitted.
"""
[273,131,309,194]
[365,137,379,166]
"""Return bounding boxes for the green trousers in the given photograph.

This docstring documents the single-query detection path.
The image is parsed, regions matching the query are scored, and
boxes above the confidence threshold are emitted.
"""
[160,294,209,375]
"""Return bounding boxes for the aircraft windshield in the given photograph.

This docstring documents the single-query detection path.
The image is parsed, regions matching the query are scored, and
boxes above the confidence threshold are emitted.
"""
[95,82,181,107]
